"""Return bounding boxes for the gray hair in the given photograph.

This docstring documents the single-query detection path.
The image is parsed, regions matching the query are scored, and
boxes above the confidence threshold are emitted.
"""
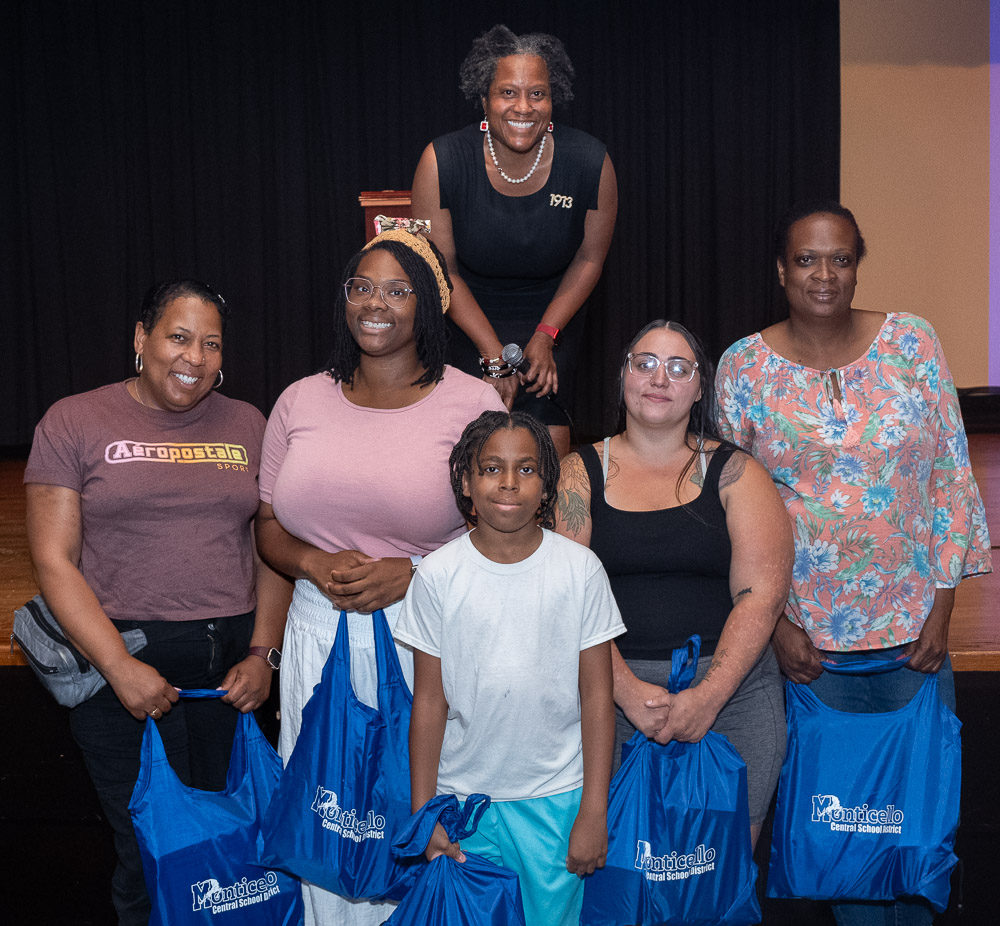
[458,24,575,108]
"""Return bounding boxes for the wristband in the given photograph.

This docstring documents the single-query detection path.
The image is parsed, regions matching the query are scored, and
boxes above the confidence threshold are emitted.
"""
[535,323,560,342]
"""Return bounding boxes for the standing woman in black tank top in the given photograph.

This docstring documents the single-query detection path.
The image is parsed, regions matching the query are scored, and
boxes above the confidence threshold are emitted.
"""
[411,24,618,458]
[553,319,793,847]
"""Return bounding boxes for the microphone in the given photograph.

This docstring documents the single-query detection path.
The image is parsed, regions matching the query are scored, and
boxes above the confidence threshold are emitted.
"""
[501,341,574,434]
[501,343,530,374]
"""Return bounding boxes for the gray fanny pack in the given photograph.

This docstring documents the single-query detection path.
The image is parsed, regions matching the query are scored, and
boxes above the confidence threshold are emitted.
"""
[11,595,147,707]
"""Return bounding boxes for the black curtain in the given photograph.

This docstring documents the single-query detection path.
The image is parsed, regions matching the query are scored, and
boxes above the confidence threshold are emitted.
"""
[2,0,839,445]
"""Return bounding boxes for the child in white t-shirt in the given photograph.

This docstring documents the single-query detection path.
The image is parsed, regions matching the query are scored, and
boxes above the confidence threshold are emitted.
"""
[394,410,625,926]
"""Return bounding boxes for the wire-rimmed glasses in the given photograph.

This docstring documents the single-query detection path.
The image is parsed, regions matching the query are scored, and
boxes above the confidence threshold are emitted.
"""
[343,277,414,309]
[626,352,699,382]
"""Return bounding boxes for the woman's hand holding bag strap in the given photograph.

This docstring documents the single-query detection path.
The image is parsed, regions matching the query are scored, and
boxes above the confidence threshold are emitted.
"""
[129,689,304,925]
[582,635,761,926]
[767,656,961,910]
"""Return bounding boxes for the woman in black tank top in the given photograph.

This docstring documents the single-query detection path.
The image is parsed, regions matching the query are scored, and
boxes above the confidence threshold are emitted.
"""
[553,320,793,844]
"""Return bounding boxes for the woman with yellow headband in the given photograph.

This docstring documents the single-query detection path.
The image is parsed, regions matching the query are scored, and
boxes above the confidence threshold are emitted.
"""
[255,228,505,925]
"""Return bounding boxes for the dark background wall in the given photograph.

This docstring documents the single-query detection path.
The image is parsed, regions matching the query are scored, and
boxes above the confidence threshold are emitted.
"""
[1,0,840,444]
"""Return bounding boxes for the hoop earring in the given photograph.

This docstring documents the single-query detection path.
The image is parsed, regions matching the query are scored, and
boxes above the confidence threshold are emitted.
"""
[214,370,224,389]
[480,119,489,132]
[135,353,143,374]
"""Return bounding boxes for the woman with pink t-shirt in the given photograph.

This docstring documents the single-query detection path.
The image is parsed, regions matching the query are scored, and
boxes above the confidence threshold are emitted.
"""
[255,227,504,926]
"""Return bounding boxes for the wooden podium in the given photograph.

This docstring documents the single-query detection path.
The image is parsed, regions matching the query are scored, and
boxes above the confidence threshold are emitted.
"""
[358,190,413,242]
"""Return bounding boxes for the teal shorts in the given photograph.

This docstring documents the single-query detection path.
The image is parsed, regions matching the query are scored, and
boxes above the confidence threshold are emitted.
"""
[460,788,584,926]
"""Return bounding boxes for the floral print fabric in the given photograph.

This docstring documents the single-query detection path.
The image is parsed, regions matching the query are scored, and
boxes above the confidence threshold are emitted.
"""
[716,313,991,652]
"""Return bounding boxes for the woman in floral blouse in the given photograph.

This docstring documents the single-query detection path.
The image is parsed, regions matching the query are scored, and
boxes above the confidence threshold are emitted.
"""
[716,201,991,926]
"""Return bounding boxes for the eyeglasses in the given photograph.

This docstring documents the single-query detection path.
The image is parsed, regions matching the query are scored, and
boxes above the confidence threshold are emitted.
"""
[343,277,414,309]
[626,352,699,382]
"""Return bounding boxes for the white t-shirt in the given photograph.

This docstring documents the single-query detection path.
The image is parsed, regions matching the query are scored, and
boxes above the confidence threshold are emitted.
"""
[394,529,625,801]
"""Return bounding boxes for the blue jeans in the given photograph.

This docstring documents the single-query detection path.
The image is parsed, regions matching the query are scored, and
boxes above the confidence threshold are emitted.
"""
[806,646,956,926]
[69,612,253,926]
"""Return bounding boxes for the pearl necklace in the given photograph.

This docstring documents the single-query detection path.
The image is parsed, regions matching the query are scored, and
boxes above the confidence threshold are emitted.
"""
[486,131,547,184]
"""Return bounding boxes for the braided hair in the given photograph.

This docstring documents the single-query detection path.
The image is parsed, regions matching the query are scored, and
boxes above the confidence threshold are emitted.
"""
[325,237,450,387]
[449,411,560,529]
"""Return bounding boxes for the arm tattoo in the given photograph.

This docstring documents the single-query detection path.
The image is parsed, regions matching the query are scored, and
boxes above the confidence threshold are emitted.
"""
[732,587,752,604]
[702,648,727,685]
[555,454,592,537]
[557,487,590,536]
[718,451,748,490]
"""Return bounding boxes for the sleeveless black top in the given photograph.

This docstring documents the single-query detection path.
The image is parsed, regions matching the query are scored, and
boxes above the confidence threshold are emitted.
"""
[434,123,606,314]
[580,441,736,659]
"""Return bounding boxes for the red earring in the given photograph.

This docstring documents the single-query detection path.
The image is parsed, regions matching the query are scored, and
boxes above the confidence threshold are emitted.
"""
[480,119,489,132]
[547,122,554,133]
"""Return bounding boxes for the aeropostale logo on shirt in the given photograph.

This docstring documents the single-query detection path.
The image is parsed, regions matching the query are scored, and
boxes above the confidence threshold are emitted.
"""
[104,440,250,469]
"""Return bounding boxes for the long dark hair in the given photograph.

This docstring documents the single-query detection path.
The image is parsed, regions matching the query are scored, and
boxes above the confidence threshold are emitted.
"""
[618,320,721,442]
[618,319,727,498]
[324,237,450,387]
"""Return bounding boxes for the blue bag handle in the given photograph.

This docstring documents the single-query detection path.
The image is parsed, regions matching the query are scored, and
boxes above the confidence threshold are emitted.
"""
[372,607,412,714]
[332,608,411,718]
[135,688,248,797]
[391,794,492,859]
[819,655,911,675]
[667,635,701,693]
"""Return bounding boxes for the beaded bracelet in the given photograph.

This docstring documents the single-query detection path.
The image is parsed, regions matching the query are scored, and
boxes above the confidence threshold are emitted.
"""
[478,355,518,378]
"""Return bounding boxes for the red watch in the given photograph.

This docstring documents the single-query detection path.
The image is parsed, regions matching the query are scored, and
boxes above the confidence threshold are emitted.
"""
[535,323,560,342]
[249,646,282,670]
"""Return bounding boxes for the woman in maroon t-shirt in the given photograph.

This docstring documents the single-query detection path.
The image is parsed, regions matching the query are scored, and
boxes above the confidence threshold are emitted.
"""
[24,279,288,925]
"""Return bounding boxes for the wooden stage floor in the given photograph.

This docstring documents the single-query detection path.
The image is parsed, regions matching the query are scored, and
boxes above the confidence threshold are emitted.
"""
[2,435,998,669]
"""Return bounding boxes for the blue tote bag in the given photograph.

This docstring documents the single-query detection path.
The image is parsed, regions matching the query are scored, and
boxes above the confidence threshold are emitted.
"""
[581,637,760,926]
[386,794,527,925]
[128,689,303,926]
[767,660,961,911]
[257,609,417,900]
